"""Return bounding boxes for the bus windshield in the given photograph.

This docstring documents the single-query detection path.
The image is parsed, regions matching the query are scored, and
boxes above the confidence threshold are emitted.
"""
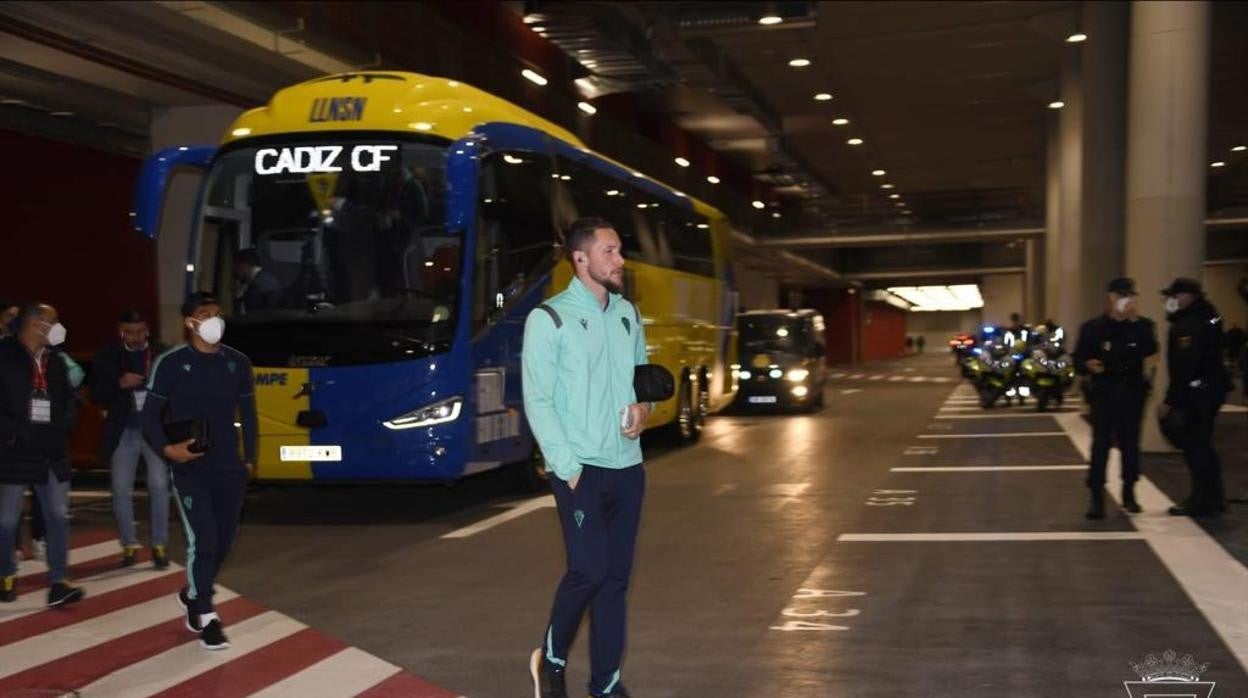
[194,139,456,323]
[191,139,460,364]
[739,316,810,353]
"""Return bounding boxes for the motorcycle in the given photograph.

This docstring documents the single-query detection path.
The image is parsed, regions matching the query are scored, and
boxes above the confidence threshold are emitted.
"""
[972,342,1019,408]
[1018,342,1075,412]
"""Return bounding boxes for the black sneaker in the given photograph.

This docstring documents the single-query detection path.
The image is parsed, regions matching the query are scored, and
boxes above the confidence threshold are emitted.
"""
[1085,490,1105,520]
[152,545,169,570]
[1,575,15,603]
[595,684,631,698]
[47,581,85,608]
[177,587,201,633]
[529,648,568,698]
[199,618,230,650]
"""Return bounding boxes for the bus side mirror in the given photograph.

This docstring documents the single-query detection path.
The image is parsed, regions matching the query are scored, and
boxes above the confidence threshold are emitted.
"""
[131,145,216,239]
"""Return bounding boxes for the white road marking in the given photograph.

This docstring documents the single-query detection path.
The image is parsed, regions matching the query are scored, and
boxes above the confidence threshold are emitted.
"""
[934,412,1077,419]
[917,432,1067,439]
[1054,412,1248,673]
[908,376,928,383]
[849,374,865,380]
[903,446,939,455]
[713,484,738,496]
[248,647,404,698]
[16,540,122,578]
[869,375,885,381]
[831,372,846,379]
[1223,403,1246,413]
[1,567,181,626]
[78,611,301,695]
[838,532,1145,542]
[441,495,556,539]
[890,465,1086,472]
[841,389,862,395]
[0,586,240,678]
[773,483,812,498]
[888,376,906,382]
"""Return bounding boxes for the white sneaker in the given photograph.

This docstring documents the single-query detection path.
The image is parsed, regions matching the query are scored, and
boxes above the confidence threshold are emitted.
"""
[31,539,45,561]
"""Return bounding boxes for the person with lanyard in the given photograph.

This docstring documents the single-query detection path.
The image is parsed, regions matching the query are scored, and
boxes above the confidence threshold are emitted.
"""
[141,293,257,650]
[0,303,84,606]
[524,217,650,698]
[90,309,170,568]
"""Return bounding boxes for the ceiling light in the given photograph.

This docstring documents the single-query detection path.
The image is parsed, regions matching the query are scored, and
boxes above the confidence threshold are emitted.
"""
[881,183,894,189]
[832,118,849,126]
[1048,101,1065,109]
[1210,161,1225,168]
[637,203,648,209]
[872,169,886,176]
[895,201,905,207]
[752,200,766,210]
[888,285,984,312]
[903,210,912,215]
[674,157,691,168]
[814,93,833,101]
[560,174,571,181]
[577,101,597,115]
[1232,145,1246,152]
[788,58,811,68]
[521,69,548,86]
[707,175,721,184]
[847,138,863,146]
[532,26,546,33]
[697,223,709,229]
[772,212,781,219]
[523,15,539,24]
[758,14,783,26]
[1066,33,1087,43]
[889,193,900,199]
[582,60,598,69]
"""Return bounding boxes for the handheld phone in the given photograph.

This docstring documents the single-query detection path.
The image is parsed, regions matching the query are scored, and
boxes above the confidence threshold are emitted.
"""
[621,407,634,432]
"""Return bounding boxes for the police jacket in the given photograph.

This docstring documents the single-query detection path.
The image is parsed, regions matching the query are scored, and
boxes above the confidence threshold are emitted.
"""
[89,340,167,464]
[0,337,74,484]
[1165,298,1231,405]
[1072,314,1158,387]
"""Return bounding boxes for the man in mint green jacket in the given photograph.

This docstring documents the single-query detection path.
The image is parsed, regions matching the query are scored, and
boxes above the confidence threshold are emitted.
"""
[525,217,650,698]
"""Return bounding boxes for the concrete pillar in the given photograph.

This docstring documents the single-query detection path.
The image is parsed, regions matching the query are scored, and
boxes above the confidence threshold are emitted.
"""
[1056,48,1084,330]
[1044,113,1062,323]
[1123,0,1211,451]
[1076,1,1129,319]
[1024,237,1043,322]
[149,105,243,345]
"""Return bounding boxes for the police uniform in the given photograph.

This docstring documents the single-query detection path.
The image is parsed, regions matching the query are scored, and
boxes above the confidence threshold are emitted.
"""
[1161,278,1231,517]
[1072,278,1158,518]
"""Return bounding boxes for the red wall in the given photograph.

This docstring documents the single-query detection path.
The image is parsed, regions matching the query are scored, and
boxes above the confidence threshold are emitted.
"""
[861,301,908,361]
[802,288,861,365]
[0,130,156,356]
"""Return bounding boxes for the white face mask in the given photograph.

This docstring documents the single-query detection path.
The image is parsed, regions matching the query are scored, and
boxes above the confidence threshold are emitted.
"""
[45,323,67,347]
[193,316,225,345]
[1164,297,1180,314]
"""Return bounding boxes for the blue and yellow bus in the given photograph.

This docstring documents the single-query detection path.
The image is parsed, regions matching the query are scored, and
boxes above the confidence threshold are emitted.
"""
[132,72,737,485]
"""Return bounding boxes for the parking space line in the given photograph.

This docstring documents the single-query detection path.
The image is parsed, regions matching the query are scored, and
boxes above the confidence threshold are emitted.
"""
[441,496,555,539]
[1053,412,1248,671]
[916,432,1067,439]
[934,412,1077,419]
[890,465,1086,472]
[838,532,1145,542]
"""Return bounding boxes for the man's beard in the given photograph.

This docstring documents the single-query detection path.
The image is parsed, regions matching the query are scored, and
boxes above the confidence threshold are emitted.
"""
[591,268,624,295]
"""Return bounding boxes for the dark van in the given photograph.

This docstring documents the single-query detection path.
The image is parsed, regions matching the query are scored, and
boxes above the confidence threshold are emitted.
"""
[734,310,828,411]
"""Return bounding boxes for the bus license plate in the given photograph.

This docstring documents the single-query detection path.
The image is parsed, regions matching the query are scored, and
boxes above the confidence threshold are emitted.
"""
[279,445,343,462]
[748,396,778,404]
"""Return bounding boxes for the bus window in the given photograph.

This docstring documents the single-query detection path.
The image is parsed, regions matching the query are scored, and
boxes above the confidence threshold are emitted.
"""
[475,151,559,330]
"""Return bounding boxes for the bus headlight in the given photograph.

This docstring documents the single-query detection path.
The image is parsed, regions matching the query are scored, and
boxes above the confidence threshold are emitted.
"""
[768,368,784,379]
[383,396,463,430]
[786,368,810,382]
[739,370,752,380]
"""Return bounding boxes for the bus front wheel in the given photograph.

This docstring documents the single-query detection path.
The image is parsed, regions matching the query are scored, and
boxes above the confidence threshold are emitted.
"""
[667,373,704,445]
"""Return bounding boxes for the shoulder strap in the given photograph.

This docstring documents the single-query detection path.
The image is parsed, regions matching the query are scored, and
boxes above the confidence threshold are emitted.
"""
[632,302,641,324]
[538,303,562,329]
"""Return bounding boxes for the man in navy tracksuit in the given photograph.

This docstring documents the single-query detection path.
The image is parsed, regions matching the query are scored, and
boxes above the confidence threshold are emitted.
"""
[141,293,257,650]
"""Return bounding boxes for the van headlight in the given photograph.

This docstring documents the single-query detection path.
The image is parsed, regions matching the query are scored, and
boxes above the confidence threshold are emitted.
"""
[383,396,463,430]
[786,368,810,382]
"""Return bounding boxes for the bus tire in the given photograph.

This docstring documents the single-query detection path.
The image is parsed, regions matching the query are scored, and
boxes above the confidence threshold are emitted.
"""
[671,372,704,445]
[513,445,550,493]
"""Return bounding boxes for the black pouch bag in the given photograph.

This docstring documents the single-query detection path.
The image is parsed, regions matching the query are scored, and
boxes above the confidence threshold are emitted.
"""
[634,363,675,403]
[163,418,212,454]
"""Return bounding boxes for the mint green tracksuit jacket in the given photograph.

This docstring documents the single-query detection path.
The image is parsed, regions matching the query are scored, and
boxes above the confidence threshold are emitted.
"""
[521,277,647,483]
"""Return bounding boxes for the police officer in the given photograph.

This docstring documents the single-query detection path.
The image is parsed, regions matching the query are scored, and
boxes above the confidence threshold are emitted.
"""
[141,293,257,650]
[1072,278,1158,519]
[1159,278,1232,518]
